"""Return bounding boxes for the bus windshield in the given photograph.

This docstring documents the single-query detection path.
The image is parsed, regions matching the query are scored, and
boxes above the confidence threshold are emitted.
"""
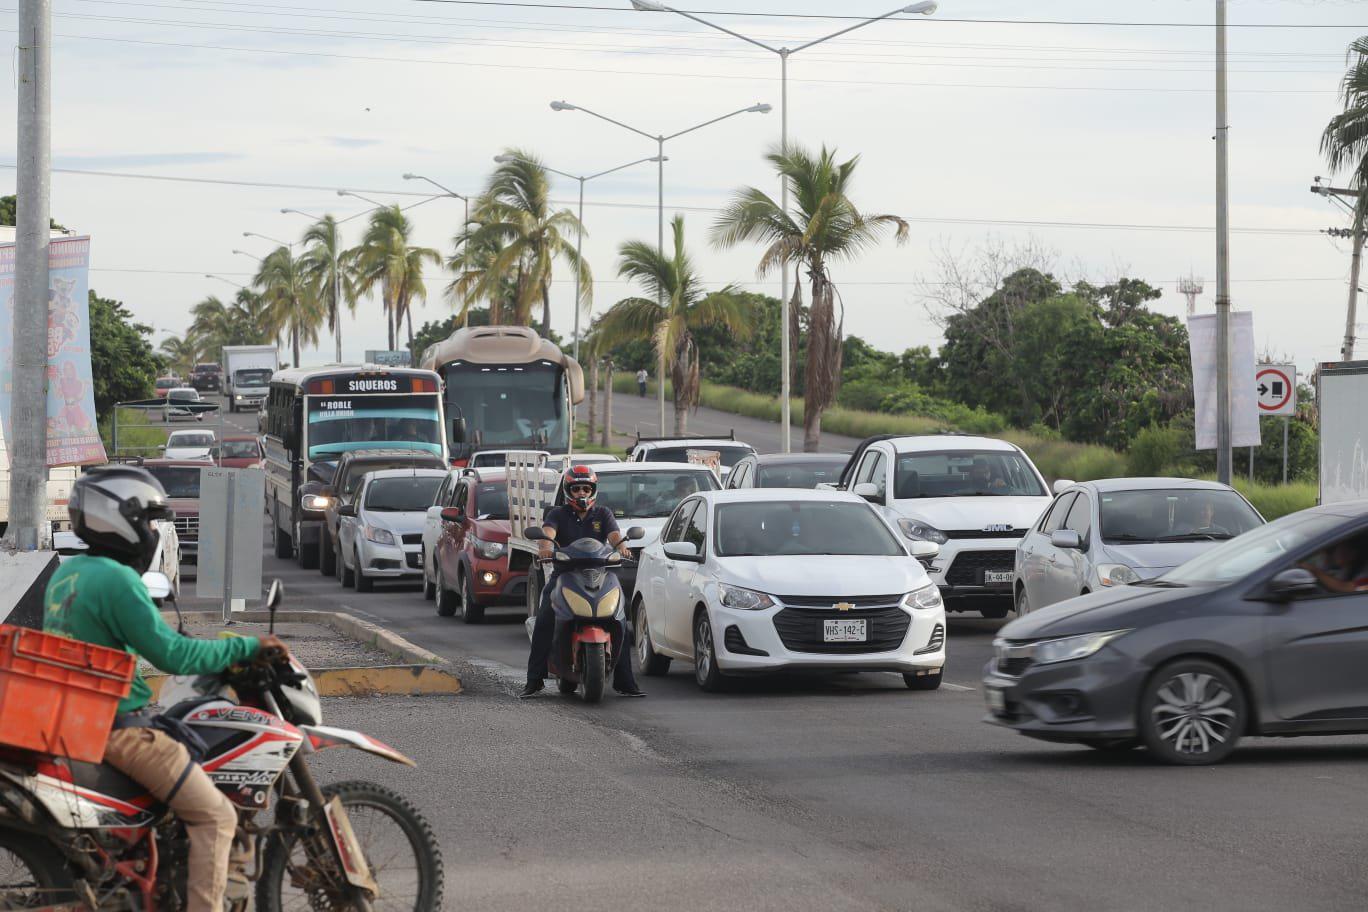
[306,395,443,460]
[443,361,567,456]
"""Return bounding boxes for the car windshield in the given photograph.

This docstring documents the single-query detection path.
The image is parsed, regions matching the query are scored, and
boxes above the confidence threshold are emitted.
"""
[364,476,444,512]
[443,361,567,456]
[221,440,259,459]
[593,471,718,519]
[194,364,219,373]
[155,378,176,389]
[644,445,752,468]
[893,450,1044,498]
[473,483,510,520]
[235,368,272,385]
[714,501,904,557]
[169,390,199,402]
[145,466,200,498]
[343,458,442,495]
[1099,488,1263,543]
[169,433,214,448]
[755,459,847,489]
[1160,511,1348,586]
[306,396,443,460]
[470,452,509,468]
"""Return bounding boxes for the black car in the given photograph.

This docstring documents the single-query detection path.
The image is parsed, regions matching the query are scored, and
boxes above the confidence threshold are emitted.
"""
[724,452,848,490]
[983,502,1368,765]
[190,362,221,393]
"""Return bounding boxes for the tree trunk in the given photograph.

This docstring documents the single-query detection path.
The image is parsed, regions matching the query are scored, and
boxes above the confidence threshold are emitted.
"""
[541,281,551,339]
[404,303,415,365]
[788,266,803,392]
[803,409,822,453]
[802,269,841,453]
[291,324,301,368]
[586,358,599,442]
[601,360,613,448]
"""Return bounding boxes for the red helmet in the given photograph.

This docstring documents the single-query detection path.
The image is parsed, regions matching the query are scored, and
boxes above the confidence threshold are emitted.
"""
[564,465,599,512]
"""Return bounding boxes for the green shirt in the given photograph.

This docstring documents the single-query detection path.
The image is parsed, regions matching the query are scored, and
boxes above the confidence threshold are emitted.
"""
[43,554,261,713]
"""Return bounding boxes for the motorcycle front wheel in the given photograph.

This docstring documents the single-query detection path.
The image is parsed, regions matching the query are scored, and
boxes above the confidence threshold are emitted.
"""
[257,781,443,912]
[0,831,71,911]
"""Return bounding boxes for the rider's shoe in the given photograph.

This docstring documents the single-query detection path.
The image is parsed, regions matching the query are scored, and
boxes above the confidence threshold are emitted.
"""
[614,686,647,698]
[518,680,545,699]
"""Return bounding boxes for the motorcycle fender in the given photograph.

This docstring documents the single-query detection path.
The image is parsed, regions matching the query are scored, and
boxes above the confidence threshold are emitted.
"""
[323,796,381,896]
[300,725,416,767]
[573,626,611,645]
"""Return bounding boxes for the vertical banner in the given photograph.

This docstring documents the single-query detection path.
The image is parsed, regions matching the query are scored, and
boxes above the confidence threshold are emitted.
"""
[0,236,106,466]
[1188,311,1261,450]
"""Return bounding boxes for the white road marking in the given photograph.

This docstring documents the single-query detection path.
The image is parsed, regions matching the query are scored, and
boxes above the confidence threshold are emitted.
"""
[942,682,975,692]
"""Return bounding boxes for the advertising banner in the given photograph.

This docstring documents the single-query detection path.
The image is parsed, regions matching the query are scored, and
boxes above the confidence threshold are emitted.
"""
[0,237,107,466]
[1188,311,1260,450]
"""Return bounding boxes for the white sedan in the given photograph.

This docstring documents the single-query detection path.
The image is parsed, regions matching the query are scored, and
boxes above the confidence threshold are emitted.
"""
[632,489,946,692]
[163,429,216,460]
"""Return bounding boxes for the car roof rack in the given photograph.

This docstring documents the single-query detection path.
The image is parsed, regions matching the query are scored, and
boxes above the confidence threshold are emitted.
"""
[632,430,735,444]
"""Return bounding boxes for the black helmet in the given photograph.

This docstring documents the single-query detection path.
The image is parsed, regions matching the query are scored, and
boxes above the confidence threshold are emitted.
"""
[563,465,598,512]
[70,465,175,572]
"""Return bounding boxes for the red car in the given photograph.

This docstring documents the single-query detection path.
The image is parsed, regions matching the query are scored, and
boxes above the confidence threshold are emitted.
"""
[140,459,204,563]
[218,435,264,469]
[423,470,527,623]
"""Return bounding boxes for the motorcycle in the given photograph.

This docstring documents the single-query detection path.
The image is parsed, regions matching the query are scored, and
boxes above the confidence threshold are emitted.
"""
[0,580,443,912]
[525,526,643,704]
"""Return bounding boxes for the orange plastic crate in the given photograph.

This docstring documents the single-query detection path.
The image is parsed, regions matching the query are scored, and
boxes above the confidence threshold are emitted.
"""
[0,625,134,763]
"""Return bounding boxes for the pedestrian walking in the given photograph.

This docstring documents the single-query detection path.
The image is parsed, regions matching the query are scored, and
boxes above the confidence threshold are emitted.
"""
[636,368,648,397]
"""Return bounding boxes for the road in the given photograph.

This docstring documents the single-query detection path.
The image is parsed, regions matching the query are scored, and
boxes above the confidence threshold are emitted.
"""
[200,398,1368,911]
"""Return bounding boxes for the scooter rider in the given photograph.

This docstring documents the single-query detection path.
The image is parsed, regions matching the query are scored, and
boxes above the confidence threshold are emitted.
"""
[521,465,646,699]
[43,466,290,912]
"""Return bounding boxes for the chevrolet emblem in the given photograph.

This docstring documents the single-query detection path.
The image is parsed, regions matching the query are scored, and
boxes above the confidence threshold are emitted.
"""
[833,602,855,613]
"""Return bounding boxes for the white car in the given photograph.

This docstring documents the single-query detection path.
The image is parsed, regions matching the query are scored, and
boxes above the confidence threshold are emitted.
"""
[626,436,756,482]
[163,429,216,461]
[633,489,946,692]
[163,387,205,423]
[468,449,550,470]
[55,520,182,603]
[840,435,1055,619]
[543,453,620,474]
[336,468,447,592]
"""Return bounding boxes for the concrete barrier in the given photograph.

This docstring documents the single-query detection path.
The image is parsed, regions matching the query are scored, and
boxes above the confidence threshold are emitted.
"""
[0,550,59,628]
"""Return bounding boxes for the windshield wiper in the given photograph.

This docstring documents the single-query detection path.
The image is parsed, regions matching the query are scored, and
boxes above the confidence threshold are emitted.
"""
[1157,533,1233,542]
[1107,534,1158,543]
[1134,579,1187,588]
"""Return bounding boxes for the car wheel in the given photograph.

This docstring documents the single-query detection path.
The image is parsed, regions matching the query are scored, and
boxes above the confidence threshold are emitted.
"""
[903,670,942,691]
[319,529,336,576]
[692,610,726,693]
[460,572,485,624]
[435,565,457,617]
[635,602,671,677]
[296,523,319,570]
[354,548,374,592]
[1139,659,1246,766]
[422,554,436,601]
[1015,587,1030,616]
[979,604,1009,620]
[339,545,355,588]
[272,503,292,559]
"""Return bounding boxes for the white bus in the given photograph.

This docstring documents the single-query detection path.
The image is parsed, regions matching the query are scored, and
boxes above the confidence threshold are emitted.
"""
[263,365,448,568]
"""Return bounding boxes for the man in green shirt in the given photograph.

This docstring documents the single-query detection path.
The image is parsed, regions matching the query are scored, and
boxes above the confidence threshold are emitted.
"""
[45,466,286,912]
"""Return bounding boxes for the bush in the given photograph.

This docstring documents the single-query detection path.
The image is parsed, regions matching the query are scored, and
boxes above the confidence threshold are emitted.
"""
[1232,479,1318,520]
[1126,424,1187,476]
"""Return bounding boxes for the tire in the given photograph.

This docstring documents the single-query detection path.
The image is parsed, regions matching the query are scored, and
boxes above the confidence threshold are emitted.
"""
[422,554,436,601]
[272,503,292,559]
[635,602,671,677]
[557,678,578,695]
[435,565,457,618]
[256,780,443,912]
[1139,659,1246,766]
[460,572,485,624]
[0,831,72,909]
[693,610,727,693]
[581,642,606,704]
[979,604,1010,620]
[354,549,374,592]
[1015,587,1030,617]
[319,529,336,576]
[903,670,943,691]
[297,525,319,570]
[339,543,354,587]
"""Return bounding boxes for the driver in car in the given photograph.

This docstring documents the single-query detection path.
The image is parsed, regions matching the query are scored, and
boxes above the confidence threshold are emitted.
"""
[961,458,1007,495]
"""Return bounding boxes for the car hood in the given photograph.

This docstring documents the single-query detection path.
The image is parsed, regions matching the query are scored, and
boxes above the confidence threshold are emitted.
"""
[362,511,428,534]
[1000,583,1209,639]
[164,447,211,460]
[1097,541,1224,574]
[712,554,927,597]
[884,496,1051,533]
[619,517,669,549]
[471,519,512,542]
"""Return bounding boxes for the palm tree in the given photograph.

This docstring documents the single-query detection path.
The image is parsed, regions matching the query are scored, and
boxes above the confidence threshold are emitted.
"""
[224,288,278,346]
[300,215,355,362]
[449,150,590,334]
[446,228,518,325]
[712,143,908,451]
[1322,36,1368,360]
[350,206,440,354]
[595,215,754,435]
[158,335,198,378]
[253,246,324,367]
[187,295,233,358]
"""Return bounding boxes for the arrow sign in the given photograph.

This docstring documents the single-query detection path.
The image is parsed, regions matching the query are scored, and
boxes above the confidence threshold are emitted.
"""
[1256,364,1296,417]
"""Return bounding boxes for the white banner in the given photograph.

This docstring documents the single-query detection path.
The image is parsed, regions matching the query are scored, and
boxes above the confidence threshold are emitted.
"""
[1188,312,1261,450]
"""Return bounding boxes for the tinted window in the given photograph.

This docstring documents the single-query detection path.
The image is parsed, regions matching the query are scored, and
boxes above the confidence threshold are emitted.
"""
[682,501,708,552]
[1040,493,1075,533]
[344,458,442,496]
[451,481,468,512]
[472,482,510,520]
[220,440,259,459]
[364,476,444,512]
[642,446,752,468]
[1064,494,1092,538]
[755,459,845,489]
[145,466,200,498]
[593,471,717,519]
[1299,531,1368,595]
[663,501,698,544]
[169,433,214,448]
[1098,488,1263,543]
[893,450,1045,499]
[169,389,199,402]
[714,501,903,558]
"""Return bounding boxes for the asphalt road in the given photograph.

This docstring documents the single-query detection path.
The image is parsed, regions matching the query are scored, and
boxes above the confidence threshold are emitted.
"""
[201,397,1368,911]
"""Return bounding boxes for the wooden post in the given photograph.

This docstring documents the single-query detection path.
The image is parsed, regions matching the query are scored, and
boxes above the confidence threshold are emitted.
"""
[586,357,599,443]
[601,359,614,449]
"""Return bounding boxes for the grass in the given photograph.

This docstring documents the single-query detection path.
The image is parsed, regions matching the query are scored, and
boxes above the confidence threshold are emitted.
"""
[571,422,623,456]
[1229,478,1318,520]
[98,408,167,460]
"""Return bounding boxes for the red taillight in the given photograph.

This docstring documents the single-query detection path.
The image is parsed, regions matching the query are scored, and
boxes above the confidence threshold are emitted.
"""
[413,377,436,393]
[306,379,335,395]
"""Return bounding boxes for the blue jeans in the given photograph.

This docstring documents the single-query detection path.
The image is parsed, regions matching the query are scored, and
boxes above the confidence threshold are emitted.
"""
[527,570,639,691]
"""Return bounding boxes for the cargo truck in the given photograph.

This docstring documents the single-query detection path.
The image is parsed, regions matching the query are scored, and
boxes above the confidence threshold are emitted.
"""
[1317,360,1368,504]
[222,344,278,412]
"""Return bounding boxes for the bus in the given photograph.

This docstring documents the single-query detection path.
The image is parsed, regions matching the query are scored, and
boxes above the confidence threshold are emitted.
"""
[263,365,447,568]
[418,325,584,465]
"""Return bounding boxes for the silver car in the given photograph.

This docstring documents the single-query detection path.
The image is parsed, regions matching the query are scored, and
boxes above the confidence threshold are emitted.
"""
[1014,477,1265,614]
[337,468,447,592]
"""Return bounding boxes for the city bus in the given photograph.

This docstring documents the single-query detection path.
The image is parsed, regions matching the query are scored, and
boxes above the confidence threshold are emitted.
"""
[418,325,584,465]
[263,365,448,568]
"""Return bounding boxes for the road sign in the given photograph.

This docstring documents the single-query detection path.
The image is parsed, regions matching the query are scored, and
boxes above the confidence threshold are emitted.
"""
[1256,364,1297,417]
[196,467,265,612]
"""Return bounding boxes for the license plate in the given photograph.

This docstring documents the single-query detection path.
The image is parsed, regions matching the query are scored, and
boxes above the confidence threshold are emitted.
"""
[984,570,1014,585]
[985,687,1006,713]
[822,619,867,643]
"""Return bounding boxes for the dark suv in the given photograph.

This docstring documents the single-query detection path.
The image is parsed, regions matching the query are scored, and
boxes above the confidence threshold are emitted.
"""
[190,363,221,393]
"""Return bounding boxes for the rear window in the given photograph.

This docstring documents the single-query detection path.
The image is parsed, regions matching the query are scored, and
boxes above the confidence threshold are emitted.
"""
[473,483,510,520]
[221,440,260,459]
[755,459,846,489]
[145,466,200,498]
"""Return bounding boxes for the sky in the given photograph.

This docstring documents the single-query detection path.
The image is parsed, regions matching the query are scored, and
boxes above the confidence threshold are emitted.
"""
[3,0,1367,383]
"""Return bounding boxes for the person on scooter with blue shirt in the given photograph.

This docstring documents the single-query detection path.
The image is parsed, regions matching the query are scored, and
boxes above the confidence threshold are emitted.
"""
[520,465,646,699]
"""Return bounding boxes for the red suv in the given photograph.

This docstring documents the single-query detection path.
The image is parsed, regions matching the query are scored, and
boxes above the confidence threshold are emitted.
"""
[425,470,526,623]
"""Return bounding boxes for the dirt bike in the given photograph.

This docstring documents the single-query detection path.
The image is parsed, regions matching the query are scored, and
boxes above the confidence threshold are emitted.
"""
[0,580,442,912]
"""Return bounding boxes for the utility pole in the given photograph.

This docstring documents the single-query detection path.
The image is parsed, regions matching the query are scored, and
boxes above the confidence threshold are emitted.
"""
[1214,0,1233,485]
[1311,181,1364,361]
[7,0,53,550]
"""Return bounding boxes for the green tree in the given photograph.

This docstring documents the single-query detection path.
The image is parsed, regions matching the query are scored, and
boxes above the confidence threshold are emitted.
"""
[158,335,198,377]
[595,215,754,434]
[350,206,440,353]
[712,143,908,450]
[0,194,66,231]
[253,247,323,367]
[1321,36,1368,358]
[300,215,356,359]
[88,291,158,417]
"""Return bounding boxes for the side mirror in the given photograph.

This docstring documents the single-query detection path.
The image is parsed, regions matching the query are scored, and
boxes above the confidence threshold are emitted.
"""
[141,571,173,600]
[1052,479,1076,496]
[266,579,283,633]
[1267,568,1319,601]
[853,482,882,503]
[626,526,645,541]
[158,444,166,452]
[441,507,464,522]
[208,447,220,460]
[337,504,357,518]
[663,541,701,562]
[450,416,467,443]
[909,540,940,560]
[1050,529,1083,550]
[524,526,548,541]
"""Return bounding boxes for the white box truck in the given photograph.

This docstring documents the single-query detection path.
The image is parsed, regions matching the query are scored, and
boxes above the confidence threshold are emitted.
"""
[1317,361,1368,505]
[222,345,278,412]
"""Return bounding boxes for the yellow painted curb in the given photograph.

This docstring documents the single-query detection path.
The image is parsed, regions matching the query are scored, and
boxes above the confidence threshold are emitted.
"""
[147,665,462,700]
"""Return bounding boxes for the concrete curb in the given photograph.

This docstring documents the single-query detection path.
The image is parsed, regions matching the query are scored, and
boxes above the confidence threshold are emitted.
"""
[147,665,462,699]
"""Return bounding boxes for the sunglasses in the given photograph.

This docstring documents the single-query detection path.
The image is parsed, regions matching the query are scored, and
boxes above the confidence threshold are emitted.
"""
[569,485,594,495]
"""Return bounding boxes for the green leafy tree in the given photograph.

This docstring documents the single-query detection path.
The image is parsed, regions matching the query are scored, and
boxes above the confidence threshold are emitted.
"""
[350,206,440,353]
[1321,37,1368,358]
[88,291,158,417]
[158,335,198,377]
[253,247,323,367]
[0,194,66,231]
[300,215,356,358]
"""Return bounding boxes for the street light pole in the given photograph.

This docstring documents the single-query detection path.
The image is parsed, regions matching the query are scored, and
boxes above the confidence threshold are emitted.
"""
[551,99,770,434]
[1214,0,1233,484]
[630,0,937,451]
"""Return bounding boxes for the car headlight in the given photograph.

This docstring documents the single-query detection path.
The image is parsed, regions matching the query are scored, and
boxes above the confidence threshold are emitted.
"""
[365,526,396,545]
[902,583,943,611]
[1032,630,1131,666]
[301,494,332,511]
[471,536,506,560]
[898,519,948,545]
[1097,563,1140,587]
[717,583,774,611]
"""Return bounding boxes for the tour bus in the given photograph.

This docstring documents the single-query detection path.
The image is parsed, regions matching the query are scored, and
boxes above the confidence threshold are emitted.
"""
[263,364,448,568]
[418,325,584,465]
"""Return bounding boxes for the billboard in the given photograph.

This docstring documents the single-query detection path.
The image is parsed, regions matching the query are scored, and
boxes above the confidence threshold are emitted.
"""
[1188,311,1260,450]
[0,237,107,466]
[365,349,412,367]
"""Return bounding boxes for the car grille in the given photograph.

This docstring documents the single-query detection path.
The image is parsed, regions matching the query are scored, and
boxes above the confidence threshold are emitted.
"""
[173,515,199,541]
[943,529,1027,540]
[914,623,945,655]
[772,605,911,655]
[776,594,903,609]
[401,533,423,545]
[994,640,1035,677]
[405,552,422,569]
[944,550,1015,587]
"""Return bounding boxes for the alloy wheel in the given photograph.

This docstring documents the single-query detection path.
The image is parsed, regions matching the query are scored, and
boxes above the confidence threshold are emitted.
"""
[695,616,713,682]
[1147,669,1240,762]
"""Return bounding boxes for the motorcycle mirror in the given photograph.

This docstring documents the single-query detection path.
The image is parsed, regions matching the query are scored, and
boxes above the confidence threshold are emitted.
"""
[626,526,646,541]
[266,579,284,633]
[524,526,548,540]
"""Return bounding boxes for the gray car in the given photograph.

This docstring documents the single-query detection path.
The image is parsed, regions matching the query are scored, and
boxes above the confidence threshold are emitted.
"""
[1014,478,1265,615]
[336,468,447,592]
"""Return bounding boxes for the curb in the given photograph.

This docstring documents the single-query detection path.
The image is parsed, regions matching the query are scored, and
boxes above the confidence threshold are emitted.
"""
[146,665,462,699]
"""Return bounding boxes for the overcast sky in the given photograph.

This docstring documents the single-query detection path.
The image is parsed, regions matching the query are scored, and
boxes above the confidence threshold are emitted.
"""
[3,0,1365,380]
